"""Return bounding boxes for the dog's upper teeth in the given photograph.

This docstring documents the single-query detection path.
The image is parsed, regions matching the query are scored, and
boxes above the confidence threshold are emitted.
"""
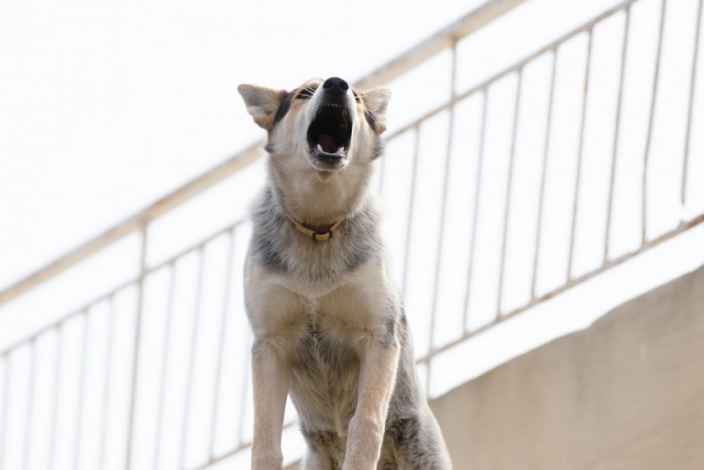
[317,143,324,153]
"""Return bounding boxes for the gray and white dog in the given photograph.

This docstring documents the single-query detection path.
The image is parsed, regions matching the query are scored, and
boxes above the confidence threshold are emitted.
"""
[238,76,452,470]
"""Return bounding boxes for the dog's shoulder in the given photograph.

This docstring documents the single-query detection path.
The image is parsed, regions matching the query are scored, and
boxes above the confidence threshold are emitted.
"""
[249,187,290,273]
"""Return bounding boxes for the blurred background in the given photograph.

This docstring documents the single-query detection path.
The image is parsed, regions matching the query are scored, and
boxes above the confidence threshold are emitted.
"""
[2,0,704,468]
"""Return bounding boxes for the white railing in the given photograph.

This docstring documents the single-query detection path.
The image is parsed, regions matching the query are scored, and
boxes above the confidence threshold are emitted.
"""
[1,0,703,468]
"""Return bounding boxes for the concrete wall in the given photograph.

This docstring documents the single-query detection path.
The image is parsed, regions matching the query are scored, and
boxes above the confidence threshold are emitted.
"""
[433,264,704,470]
[288,265,704,469]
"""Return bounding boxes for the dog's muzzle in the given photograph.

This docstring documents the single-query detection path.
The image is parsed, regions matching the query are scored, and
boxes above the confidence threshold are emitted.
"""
[307,77,353,170]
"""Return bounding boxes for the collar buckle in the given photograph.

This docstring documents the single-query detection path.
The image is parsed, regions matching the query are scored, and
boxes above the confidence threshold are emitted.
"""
[289,217,342,242]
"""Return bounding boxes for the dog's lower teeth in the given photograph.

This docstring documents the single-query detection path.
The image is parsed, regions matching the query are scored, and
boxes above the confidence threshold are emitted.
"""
[315,143,346,156]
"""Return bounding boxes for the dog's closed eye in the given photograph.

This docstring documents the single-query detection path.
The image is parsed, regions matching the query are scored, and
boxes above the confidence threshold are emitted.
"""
[296,87,317,100]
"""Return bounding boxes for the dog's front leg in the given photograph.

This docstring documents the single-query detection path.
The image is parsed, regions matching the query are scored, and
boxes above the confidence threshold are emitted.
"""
[342,330,400,470]
[251,338,290,470]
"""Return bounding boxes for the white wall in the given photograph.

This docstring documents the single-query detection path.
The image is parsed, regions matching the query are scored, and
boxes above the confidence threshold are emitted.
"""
[433,264,704,469]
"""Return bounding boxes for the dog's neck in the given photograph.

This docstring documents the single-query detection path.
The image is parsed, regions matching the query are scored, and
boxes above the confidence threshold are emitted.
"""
[268,158,372,230]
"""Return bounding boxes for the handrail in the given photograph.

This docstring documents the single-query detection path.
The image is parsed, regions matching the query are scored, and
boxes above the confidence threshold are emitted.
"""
[0,0,529,308]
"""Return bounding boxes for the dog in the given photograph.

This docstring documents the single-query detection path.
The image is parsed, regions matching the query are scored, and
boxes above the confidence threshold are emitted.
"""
[238,76,452,470]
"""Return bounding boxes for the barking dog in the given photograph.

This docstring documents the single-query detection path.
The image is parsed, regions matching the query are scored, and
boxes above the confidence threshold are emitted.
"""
[238,77,452,470]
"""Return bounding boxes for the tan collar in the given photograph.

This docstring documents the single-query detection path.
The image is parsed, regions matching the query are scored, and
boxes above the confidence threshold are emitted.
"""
[288,216,344,241]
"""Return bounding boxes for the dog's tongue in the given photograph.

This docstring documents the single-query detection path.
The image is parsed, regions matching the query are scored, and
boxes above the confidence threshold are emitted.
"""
[318,134,338,153]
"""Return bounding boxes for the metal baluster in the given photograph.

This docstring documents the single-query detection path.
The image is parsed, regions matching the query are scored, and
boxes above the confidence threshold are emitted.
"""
[0,355,9,470]
[178,247,206,469]
[604,7,632,262]
[400,126,422,301]
[208,229,237,460]
[48,326,63,470]
[567,29,594,280]
[682,0,704,216]
[22,341,36,470]
[151,263,177,470]
[99,295,117,470]
[126,223,150,470]
[497,68,524,316]
[461,88,489,330]
[531,48,559,299]
[642,0,668,244]
[74,312,90,470]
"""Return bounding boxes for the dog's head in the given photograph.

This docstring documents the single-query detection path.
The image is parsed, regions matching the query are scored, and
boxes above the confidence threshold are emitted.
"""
[238,77,390,173]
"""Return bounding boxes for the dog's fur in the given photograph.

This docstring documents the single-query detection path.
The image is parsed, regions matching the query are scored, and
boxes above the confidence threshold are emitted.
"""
[238,77,452,470]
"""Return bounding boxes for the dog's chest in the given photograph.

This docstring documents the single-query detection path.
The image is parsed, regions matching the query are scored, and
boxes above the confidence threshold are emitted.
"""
[286,312,362,430]
[289,309,362,365]
[294,317,356,369]
[282,237,370,293]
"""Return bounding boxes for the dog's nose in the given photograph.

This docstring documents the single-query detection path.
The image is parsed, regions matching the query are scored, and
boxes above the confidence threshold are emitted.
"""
[323,77,349,95]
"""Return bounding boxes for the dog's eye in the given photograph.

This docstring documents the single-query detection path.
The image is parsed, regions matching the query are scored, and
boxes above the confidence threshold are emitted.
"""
[297,87,316,100]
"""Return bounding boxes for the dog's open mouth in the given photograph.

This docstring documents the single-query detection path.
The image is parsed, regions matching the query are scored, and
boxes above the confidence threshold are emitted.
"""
[307,104,352,160]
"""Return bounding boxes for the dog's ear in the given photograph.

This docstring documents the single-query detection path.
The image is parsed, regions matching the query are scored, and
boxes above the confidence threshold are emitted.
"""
[361,88,391,134]
[237,84,286,130]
